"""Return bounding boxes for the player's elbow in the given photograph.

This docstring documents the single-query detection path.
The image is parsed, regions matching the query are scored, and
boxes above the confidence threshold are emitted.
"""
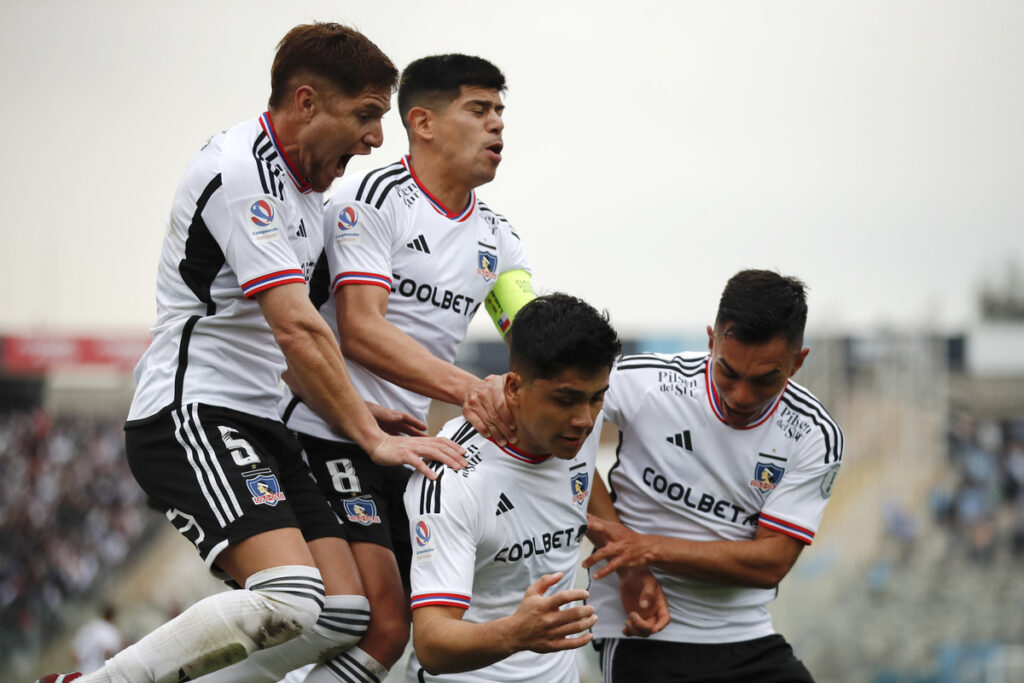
[412,640,448,675]
[750,562,794,589]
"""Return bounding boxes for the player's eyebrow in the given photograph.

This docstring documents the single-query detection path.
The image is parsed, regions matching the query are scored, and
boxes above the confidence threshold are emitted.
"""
[552,384,609,399]
[718,358,781,381]
[465,99,504,114]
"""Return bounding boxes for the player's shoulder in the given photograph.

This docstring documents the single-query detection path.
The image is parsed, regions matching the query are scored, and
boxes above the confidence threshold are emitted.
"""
[215,116,292,200]
[778,379,844,462]
[476,199,521,240]
[614,350,709,378]
[328,159,412,210]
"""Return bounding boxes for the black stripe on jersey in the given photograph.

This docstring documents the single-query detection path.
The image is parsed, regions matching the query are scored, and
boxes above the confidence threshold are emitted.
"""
[569,462,587,471]
[308,249,331,311]
[329,649,381,682]
[281,394,303,426]
[178,174,225,315]
[252,133,285,199]
[373,174,412,210]
[605,430,626,504]
[355,163,406,205]
[174,316,202,406]
[615,353,707,378]
[418,463,445,515]
[782,384,844,464]
[449,420,478,446]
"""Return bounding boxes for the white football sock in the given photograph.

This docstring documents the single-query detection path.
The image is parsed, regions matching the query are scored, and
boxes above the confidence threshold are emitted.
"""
[79,565,324,683]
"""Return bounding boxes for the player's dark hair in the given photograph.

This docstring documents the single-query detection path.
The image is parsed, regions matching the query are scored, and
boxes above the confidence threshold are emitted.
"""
[507,293,621,380]
[397,54,506,127]
[715,269,808,348]
[269,23,398,108]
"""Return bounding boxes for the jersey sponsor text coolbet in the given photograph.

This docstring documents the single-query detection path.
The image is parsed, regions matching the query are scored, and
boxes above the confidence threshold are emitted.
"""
[403,416,601,683]
[281,156,530,440]
[588,352,843,644]
[129,113,330,422]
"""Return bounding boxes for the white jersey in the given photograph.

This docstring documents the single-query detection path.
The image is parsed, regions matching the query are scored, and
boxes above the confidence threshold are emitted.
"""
[402,415,601,683]
[129,113,330,422]
[588,352,843,644]
[281,156,530,441]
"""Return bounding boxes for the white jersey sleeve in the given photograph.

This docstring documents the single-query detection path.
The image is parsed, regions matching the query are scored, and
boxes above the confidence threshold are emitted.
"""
[405,461,486,611]
[757,384,844,543]
[323,176,409,293]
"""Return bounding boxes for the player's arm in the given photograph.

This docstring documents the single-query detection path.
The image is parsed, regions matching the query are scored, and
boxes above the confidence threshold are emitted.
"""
[584,515,805,589]
[336,283,517,445]
[256,283,465,477]
[587,472,670,636]
[410,573,595,675]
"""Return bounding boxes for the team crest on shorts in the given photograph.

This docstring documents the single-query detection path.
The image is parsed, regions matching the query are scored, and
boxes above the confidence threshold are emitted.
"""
[571,472,590,506]
[244,470,286,506]
[343,496,382,526]
[750,462,785,495]
[476,250,498,282]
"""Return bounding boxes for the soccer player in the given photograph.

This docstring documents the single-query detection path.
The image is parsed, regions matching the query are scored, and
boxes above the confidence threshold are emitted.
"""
[277,54,535,682]
[583,269,844,682]
[36,23,466,683]
[403,293,621,682]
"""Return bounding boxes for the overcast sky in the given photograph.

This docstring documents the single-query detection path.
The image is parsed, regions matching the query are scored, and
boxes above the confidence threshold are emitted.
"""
[2,0,1021,341]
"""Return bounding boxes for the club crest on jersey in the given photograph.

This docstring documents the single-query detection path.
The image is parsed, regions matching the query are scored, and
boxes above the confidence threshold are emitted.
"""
[476,250,498,282]
[571,472,590,505]
[245,472,285,506]
[750,462,784,495]
[343,497,382,526]
[336,206,360,244]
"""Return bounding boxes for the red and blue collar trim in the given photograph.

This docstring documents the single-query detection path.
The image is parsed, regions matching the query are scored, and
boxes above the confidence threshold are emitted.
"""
[402,155,475,221]
[705,356,786,429]
[259,112,312,194]
[491,438,551,465]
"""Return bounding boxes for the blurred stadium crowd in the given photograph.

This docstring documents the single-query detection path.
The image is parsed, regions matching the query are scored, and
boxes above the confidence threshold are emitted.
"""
[0,411,158,666]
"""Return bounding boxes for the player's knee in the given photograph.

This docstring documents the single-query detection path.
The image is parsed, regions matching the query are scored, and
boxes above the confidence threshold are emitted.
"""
[362,602,410,665]
[245,565,325,649]
[315,594,371,659]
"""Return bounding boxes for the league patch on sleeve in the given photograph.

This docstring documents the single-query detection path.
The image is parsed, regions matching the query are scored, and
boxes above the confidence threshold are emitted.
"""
[413,519,436,563]
[820,464,840,499]
[335,205,360,244]
[248,198,281,243]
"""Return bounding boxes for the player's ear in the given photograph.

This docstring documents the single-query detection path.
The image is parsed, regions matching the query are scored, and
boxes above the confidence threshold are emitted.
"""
[790,347,810,377]
[505,372,522,407]
[407,106,433,141]
[294,85,317,122]
[706,325,715,352]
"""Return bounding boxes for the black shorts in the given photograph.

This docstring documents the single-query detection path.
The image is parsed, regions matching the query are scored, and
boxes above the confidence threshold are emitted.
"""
[296,433,412,583]
[125,404,346,575]
[595,634,814,683]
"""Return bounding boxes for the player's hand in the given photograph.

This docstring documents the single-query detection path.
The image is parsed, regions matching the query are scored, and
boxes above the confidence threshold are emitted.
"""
[583,514,656,580]
[462,374,517,447]
[618,567,670,637]
[366,401,428,437]
[367,434,467,480]
[504,573,596,654]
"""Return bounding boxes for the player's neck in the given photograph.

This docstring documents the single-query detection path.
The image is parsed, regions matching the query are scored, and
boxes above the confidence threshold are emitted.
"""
[265,109,300,167]
[408,154,473,215]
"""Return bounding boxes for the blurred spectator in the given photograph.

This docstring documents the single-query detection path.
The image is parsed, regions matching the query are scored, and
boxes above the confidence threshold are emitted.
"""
[0,410,155,664]
[72,603,123,672]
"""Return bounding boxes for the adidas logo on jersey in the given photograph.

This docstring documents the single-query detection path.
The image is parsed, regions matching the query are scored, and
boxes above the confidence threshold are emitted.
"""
[495,492,515,516]
[406,234,431,253]
[666,431,693,451]
[295,219,307,237]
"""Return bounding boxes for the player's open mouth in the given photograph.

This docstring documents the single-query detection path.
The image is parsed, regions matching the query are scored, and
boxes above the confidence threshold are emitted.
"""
[486,142,503,160]
[336,154,353,175]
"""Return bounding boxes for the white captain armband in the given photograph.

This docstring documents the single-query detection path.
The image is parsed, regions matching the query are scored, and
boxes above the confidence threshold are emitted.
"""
[484,269,535,338]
